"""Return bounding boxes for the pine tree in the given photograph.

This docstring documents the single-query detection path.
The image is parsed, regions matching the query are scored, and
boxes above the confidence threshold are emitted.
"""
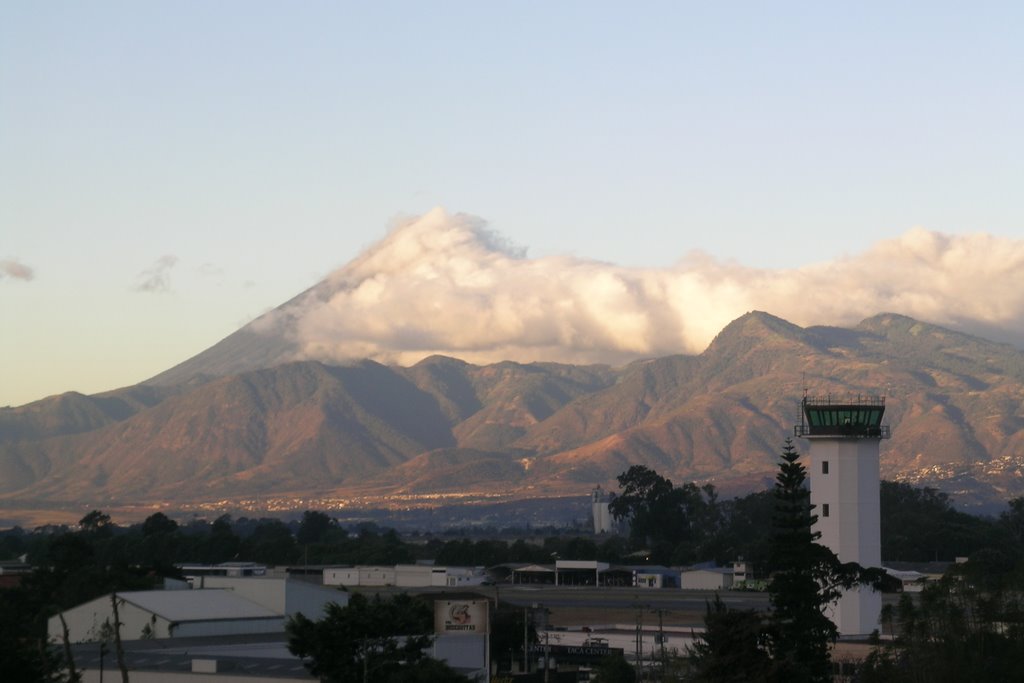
[766,438,845,683]
[687,439,879,683]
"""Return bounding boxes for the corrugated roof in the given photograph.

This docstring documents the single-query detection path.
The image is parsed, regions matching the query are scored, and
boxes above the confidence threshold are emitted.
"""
[512,564,555,573]
[118,589,280,622]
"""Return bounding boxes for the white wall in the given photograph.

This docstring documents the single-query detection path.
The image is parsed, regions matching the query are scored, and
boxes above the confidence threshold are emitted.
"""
[359,566,396,586]
[807,436,882,635]
[325,566,396,587]
[634,573,663,588]
[680,570,732,591]
[198,576,346,619]
[323,567,359,586]
[395,564,432,587]
[433,634,487,671]
[172,618,283,638]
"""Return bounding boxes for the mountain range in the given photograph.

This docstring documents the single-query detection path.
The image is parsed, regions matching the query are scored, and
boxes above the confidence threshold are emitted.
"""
[2,311,1023,520]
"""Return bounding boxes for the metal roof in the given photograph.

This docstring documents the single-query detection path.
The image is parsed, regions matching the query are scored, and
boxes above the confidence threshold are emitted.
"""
[70,634,312,680]
[119,589,280,622]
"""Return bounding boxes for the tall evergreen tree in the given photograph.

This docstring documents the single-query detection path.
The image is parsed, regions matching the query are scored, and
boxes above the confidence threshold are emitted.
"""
[688,440,867,683]
[767,438,857,683]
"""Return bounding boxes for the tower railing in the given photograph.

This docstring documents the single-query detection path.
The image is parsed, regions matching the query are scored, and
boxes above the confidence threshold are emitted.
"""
[802,395,885,407]
[793,423,890,438]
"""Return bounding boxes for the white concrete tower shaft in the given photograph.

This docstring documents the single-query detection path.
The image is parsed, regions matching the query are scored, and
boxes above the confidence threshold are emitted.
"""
[796,395,889,636]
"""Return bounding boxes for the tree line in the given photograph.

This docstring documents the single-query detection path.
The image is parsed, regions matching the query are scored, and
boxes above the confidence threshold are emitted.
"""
[3,477,1019,581]
[607,466,1024,568]
[5,451,1024,682]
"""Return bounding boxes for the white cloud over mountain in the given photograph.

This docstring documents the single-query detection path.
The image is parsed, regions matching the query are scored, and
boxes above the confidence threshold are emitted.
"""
[254,208,1024,366]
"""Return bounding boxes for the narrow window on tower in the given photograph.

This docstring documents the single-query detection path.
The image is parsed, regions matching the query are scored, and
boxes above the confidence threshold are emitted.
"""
[822,461,829,474]
[822,504,830,517]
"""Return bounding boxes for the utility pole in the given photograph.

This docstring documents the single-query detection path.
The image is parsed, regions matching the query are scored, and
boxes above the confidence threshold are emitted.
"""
[634,604,644,681]
[484,599,491,680]
[543,630,550,683]
[523,606,529,674]
[657,608,668,677]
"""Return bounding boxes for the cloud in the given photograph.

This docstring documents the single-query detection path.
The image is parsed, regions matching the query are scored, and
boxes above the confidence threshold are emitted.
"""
[253,208,1024,367]
[134,255,178,292]
[0,259,34,281]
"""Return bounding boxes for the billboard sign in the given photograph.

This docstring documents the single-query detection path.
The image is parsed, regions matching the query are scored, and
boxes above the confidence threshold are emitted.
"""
[435,600,489,635]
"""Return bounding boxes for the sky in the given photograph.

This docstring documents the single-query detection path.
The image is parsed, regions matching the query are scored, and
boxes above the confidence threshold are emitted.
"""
[2,2,1023,407]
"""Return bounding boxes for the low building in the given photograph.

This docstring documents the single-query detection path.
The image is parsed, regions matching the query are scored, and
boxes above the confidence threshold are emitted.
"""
[554,560,609,586]
[509,564,557,585]
[444,566,489,587]
[324,564,487,588]
[395,564,487,588]
[50,590,284,643]
[632,565,680,589]
[177,562,267,585]
[0,558,31,588]
[521,625,698,677]
[882,562,950,593]
[50,577,348,644]
[396,564,446,587]
[66,633,313,683]
[680,567,734,590]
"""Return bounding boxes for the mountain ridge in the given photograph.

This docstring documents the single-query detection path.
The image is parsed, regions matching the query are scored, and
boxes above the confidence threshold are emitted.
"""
[2,311,1023,515]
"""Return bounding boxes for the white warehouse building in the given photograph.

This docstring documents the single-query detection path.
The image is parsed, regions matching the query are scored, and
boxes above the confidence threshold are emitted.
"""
[50,577,348,644]
[49,590,282,643]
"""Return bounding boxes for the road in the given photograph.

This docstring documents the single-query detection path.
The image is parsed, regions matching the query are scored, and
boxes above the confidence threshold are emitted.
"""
[362,584,902,628]
[372,584,752,627]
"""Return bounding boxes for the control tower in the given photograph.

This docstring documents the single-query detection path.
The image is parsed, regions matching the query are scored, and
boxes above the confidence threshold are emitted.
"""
[795,395,890,635]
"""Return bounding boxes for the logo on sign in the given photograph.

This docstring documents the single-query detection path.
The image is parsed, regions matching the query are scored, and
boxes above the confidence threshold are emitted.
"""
[435,600,489,635]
